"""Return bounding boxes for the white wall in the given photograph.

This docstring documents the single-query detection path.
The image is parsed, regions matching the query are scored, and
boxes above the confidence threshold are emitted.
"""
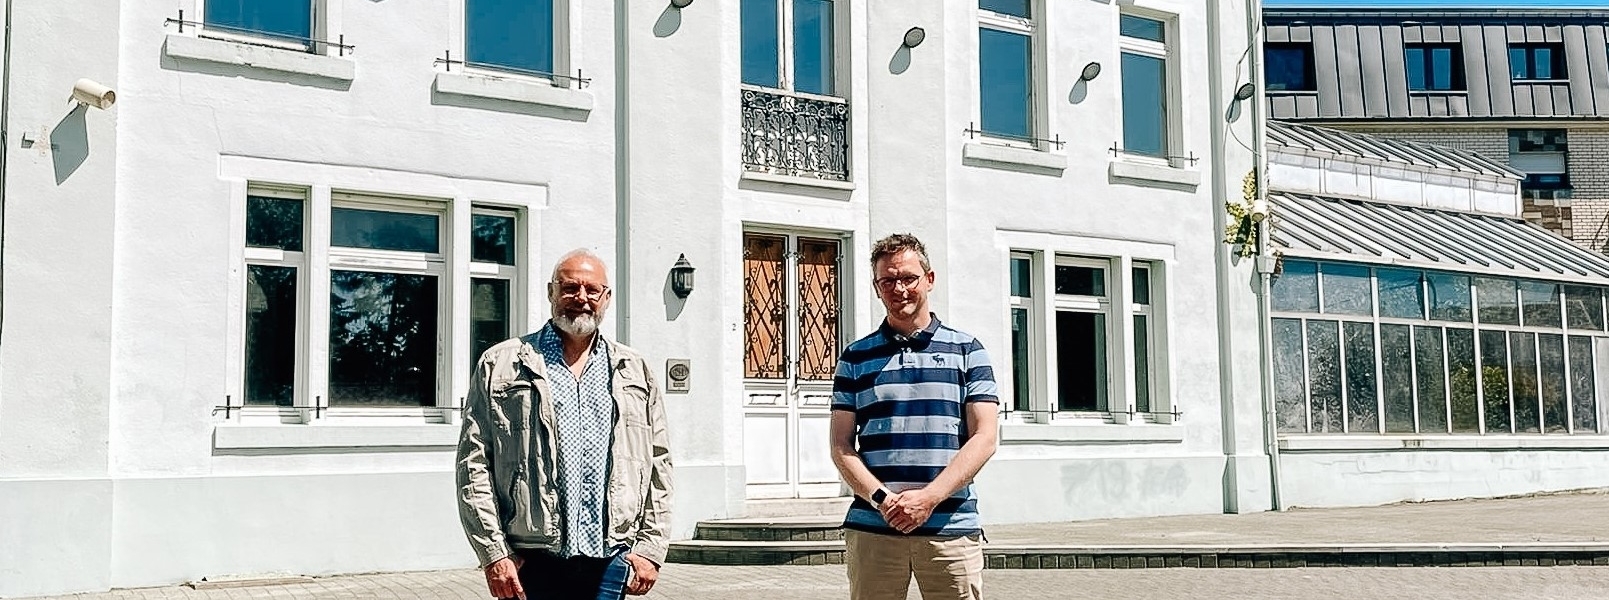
[1279,450,1609,508]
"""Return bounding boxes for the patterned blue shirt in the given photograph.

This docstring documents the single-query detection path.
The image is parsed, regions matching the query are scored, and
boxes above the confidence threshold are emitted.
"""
[831,315,998,537]
[537,323,614,558]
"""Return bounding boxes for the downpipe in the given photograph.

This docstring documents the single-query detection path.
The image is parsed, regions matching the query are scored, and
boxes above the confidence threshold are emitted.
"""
[1246,0,1284,511]
[0,0,15,345]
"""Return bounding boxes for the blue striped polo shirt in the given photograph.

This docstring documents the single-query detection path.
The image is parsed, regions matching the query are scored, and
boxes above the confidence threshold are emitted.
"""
[832,315,998,537]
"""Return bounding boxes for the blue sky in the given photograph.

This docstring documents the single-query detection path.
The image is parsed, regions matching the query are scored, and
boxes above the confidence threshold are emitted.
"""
[1265,0,1609,7]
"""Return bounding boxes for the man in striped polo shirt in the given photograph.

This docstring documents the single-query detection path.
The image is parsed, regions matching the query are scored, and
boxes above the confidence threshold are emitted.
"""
[830,233,999,600]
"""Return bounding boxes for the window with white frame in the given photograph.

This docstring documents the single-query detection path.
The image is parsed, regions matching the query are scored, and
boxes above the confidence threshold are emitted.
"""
[978,0,1037,141]
[1007,251,1165,421]
[240,187,523,414]
[1271,259,1607,436]
[465,0,567,79]
[742,0,839,96]
[202,0,318,50]
[1119,13,1171,158]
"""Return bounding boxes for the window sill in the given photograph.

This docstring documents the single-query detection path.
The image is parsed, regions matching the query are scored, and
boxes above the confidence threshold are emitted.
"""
[1407,90,1469,96]
[162,34,354,82]
[1001,422,1184,444]
[1278,435,1609,452]
[739,170,856,191]
[1108,159,1200,189]
[962,142,1068,174]
[433,71,593,115]
[213,424,459,450]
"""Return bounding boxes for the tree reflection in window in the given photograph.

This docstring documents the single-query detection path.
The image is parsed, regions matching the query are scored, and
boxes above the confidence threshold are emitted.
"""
[328,271,438,406]
[246,265,297,406]
[246,195,303,251]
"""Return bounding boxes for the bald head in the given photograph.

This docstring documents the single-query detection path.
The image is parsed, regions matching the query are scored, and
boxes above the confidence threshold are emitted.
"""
[550,248,610,286]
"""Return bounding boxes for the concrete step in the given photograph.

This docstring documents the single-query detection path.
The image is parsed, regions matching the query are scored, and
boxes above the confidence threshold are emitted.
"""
[666,539,1609,568]
[743,497,852,519]
[694,516,845,542]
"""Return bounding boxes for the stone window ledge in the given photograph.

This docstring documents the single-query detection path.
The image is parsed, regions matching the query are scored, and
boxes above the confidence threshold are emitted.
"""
[1108,159,1201,189]
[740,170,856,191]
[163,34,354,82]
[962,142,1068,174]
[1279,435,1609,452]
[213,424,459,450]
[433,71,593,115]
[1001,422,1184,444]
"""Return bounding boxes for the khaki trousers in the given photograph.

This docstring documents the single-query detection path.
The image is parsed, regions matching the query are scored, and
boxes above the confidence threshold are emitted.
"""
[844,529,984,600]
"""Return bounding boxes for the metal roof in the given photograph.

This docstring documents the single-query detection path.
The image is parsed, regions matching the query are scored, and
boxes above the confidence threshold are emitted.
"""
[1269,190,1609,283]
[1268,121,1524,179]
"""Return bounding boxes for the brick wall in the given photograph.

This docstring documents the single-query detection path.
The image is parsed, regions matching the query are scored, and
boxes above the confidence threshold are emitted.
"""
[1321,124,1604,247]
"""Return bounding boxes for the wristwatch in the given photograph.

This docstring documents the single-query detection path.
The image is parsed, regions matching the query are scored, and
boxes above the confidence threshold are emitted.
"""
[870,488,889,506]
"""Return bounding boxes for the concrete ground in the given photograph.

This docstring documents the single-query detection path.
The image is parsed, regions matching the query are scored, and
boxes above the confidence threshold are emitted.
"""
[19,491,1609,600]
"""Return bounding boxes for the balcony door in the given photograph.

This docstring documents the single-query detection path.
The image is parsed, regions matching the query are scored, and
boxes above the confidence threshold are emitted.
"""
[742,231,846,499]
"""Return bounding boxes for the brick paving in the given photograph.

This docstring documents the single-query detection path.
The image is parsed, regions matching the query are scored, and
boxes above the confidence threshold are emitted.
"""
[26,565,1609,600]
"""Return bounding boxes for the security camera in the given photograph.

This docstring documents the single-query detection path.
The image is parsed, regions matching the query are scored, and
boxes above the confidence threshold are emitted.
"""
[72,78,116,110]
[1249,198,1269,222]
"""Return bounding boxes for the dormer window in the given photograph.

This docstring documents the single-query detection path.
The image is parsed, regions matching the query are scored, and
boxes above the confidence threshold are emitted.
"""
[1510,44,1566,81]
[1405,44,1464,91]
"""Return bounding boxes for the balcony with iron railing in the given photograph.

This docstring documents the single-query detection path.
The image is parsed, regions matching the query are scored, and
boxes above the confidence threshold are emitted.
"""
[740,86,850,182]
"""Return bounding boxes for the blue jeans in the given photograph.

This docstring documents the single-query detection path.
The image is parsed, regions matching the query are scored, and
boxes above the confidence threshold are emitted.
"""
[510,548,632,600]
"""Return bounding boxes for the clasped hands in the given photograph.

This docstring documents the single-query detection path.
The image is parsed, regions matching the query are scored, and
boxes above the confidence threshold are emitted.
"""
[876,487,941,534]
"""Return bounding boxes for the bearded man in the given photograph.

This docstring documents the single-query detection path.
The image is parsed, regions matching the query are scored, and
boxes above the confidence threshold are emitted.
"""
[456,249,674,600]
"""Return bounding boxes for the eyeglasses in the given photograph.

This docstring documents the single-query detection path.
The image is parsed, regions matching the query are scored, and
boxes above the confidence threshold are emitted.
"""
[874,272,926,293]
[551,281,611,300]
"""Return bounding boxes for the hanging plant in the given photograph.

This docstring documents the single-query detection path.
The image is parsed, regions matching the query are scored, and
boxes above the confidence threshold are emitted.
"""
[1224,170,1260,259]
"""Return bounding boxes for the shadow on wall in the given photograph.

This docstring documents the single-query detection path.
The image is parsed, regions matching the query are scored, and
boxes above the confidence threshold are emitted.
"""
[1068,79,1090,105]
[663,266,687,321]
[51,105,90,185]
[654,5,684,38]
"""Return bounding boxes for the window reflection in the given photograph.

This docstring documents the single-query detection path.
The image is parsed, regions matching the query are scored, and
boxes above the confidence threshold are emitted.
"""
[246,266,298,406]
[247,196,305,251]
[471,214,516,265]
[466,0,555,74]
[1121,52,1167,157]
[332,208,441,253]
[328,271,438,407]
[471,279,511,365]
[205,0,312,42]
[793,0,834,96]
[980,28,1033,139]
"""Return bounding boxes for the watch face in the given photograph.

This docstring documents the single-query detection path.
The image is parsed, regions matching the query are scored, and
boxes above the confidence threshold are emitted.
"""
[872,489,888,504]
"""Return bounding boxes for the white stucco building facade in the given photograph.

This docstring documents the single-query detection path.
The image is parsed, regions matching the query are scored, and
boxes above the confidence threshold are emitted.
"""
[0,0,1271,596]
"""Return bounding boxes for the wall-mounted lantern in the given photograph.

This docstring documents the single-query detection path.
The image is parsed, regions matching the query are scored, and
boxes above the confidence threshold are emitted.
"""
[1079,61,1102,82]
[902,27,926,49]
[671,254,696,298]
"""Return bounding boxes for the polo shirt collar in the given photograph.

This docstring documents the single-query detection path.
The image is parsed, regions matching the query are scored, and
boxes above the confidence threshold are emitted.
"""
[880,313,942,347]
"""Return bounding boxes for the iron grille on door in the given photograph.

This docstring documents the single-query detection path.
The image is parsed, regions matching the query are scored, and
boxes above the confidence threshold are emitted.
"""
[743,233,842,380]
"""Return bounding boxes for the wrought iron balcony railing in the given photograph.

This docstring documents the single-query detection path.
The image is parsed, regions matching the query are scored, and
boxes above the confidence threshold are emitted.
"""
[741,87,850,182]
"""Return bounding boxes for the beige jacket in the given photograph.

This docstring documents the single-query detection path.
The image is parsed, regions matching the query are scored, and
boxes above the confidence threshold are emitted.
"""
[455,331,673,567]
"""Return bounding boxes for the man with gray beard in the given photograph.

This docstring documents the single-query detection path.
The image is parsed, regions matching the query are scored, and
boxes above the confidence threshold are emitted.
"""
[457,249,673,600]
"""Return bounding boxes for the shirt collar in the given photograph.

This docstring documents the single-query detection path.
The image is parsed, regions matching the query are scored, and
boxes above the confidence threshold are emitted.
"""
[880,313,942,347]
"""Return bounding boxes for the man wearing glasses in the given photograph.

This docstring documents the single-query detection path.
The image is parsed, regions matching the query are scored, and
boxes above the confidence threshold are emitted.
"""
[830,233,1000,599]
[457,249,673,600]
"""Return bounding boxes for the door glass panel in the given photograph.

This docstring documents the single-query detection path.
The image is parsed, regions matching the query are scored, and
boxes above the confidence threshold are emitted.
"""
[1510,332,1540,433]
[1479,330,1512,433]
[1570,336,1598,433]
[1272,318,1308,433]
[743,233,787,379]
[1307,320,1343,433]
[796,238,840,381]
[741,0,781,87]
[1344,322,1379,433]
[1381,324,1414,433]
[1539,333,1568,433]
[328,271,438,407]
[792,0,835,96]
[1414,326,1448,433]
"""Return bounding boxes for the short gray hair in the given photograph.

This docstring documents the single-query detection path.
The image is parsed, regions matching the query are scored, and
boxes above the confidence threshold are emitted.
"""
[549,248,607,282]
[869,233,931,272]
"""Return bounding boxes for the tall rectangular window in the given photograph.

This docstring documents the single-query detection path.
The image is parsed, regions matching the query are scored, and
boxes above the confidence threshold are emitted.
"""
[743,0,838,96]
[1120,14,1170,157]
[1265,43,1316,92]
[205,0,314,44]
[466,0,556,76]
[244,191,306,406]
[1008,253,1035,414]
[978,1,1036,140]
[1509,44,1566,81]
[470,211,519,366]
[1405,44,1464,91]
[1054,260,1110,413]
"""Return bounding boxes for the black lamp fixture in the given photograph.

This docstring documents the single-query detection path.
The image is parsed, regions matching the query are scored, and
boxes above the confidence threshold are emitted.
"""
[670,254,696,298]
[1079,61,1102,82]
[902,27,926,49]
[1234,82,1256,101]
[670,0,693,8]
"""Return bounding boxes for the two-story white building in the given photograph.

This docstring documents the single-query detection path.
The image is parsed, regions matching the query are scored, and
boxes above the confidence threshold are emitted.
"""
[0,0,1267,596]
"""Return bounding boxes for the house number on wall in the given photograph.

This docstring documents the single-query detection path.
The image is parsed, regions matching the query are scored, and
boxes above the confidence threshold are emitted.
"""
[666,359,691,393]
